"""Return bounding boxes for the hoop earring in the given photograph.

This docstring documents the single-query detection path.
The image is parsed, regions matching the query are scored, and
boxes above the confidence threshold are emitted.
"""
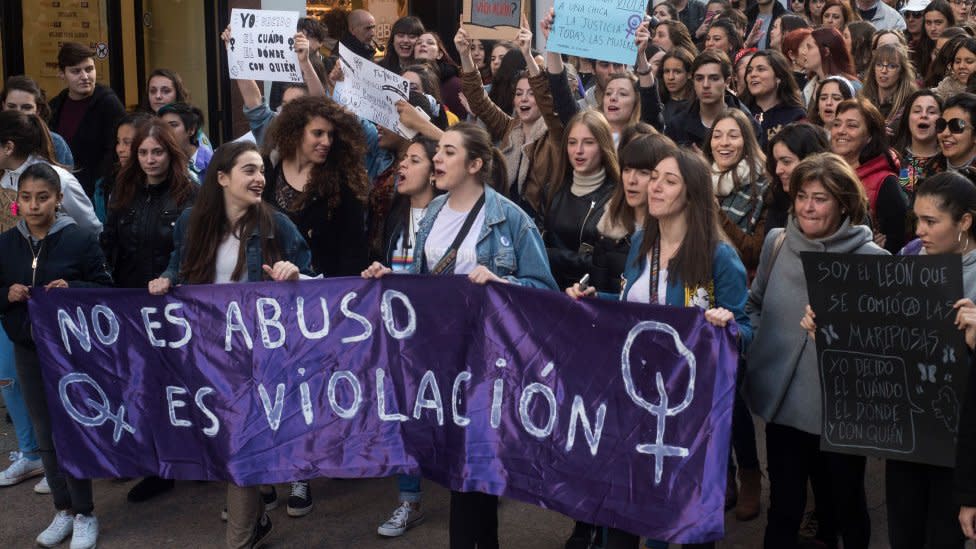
[961,231,970,252]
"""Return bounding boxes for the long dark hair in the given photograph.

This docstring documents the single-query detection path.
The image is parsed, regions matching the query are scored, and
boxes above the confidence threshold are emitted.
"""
[609,134,677,232]
[389,136,442,230]
[110,119,195,211]
[263,95,368,216]
[0,110,57,165]
[766,122,830,210]
[380,16,424,72]
[741,50,803,109]
[893,90,943,152]
[180,142,281,284]
[488,48,527,117]
[1,75,53,122]
[917,170,976,241]
[638,149,722,288]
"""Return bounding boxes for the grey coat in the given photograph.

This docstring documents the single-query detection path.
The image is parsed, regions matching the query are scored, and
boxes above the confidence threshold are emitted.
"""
[744,217,887,434]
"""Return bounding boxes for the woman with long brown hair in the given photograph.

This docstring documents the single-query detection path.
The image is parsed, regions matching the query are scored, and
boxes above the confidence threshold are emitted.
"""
[148,141,311,548]
[101,118,197,503]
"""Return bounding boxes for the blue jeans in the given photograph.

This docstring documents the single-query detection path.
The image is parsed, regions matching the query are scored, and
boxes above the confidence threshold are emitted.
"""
[397,474,421,503]
[0,324,38,458]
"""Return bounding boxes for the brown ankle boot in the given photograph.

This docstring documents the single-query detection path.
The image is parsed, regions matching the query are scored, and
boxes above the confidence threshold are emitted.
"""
[735,468,761,521]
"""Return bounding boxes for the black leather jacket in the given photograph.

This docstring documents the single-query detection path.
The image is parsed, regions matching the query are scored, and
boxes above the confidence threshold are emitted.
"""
[100,179,195,288]
[543,180,615,289]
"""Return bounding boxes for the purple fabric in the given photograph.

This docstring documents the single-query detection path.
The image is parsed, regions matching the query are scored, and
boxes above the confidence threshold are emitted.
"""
[28,276,738,543]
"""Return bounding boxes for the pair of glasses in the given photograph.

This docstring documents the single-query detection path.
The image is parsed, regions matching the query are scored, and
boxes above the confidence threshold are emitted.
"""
[936,117,970,133]
[875,62,900,71]
[904,11,923,17]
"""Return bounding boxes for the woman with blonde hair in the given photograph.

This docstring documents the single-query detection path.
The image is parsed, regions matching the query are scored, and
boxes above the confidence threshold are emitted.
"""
[859,44,918,136]
[544,110,621,290]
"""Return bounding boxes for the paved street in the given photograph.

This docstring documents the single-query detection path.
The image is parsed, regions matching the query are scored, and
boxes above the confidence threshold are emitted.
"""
[0,411,897,548]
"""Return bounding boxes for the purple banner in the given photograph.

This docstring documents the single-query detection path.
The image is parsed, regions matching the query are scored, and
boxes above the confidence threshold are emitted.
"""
[28,276,738,543]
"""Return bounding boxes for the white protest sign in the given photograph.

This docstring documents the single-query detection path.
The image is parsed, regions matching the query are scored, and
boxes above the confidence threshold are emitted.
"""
[228,9,303,84]
[333,43,413,137]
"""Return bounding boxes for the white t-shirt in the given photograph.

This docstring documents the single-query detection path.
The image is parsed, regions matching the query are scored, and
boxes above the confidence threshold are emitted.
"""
[626,255,667,305]
[214,234,243,284]
[424,203,485,275]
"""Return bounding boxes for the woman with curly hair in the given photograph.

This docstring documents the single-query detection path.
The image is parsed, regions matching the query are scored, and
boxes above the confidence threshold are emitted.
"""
[262,95,369,279]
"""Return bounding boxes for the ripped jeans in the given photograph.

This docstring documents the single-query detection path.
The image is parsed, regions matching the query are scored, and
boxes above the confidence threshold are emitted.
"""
[0,324,38,459]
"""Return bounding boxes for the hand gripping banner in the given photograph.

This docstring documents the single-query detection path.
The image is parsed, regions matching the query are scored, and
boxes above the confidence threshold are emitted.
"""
[28,276,738,543]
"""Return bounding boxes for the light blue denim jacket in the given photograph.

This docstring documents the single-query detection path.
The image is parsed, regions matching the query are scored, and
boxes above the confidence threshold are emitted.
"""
[410,186,558,290]
[161,208,314,283]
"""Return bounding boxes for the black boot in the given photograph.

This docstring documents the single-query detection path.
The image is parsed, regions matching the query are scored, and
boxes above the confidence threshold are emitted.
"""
[127,476,175,502]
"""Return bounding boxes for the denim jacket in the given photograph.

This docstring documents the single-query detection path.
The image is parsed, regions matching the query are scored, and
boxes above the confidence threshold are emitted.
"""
[619,230,752,351]
[410,186,558,290]
[161,208,314,283]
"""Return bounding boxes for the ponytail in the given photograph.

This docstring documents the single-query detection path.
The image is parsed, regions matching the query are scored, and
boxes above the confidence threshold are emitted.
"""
[487,147,507,193]
[0,110,58,165]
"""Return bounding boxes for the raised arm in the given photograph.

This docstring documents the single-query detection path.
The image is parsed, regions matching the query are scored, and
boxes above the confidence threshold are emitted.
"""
[222,26,262,109]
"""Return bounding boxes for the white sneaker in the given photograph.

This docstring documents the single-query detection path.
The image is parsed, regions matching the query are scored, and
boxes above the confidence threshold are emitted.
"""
[70,514,98,549]
[377,502,424,537]
[0,451,44,486]
[34,476,50,494]
[36,510,73,547]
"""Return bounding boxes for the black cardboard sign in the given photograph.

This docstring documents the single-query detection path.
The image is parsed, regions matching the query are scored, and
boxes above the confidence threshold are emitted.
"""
[802,252,967,467]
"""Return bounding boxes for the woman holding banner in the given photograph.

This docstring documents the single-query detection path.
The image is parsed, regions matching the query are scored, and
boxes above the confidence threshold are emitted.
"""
[566,148,752,549]
[0,162,113,549]
[362,122,557,548]
[148,141,313,548]
[747,152,886,549]
[100,118,197,503]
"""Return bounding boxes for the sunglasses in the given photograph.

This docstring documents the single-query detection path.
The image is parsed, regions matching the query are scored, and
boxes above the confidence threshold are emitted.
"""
[936,117,970,133]
[904,11,923,17]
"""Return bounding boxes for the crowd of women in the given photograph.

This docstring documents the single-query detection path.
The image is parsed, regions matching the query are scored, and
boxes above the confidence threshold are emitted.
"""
[6,2,976,548]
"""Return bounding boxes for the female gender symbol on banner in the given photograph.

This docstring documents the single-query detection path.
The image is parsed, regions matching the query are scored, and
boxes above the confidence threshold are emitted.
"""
[620,320,697,485]
[58,372,136,444]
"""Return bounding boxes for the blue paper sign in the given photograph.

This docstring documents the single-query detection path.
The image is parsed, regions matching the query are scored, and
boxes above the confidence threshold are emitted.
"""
[547,0,649,65]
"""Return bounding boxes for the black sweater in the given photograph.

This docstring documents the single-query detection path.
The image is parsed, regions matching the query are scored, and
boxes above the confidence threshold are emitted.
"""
[49,84,125,198]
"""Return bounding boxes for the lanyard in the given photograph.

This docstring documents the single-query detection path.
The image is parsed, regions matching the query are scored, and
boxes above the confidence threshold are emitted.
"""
[648,236,662,305]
